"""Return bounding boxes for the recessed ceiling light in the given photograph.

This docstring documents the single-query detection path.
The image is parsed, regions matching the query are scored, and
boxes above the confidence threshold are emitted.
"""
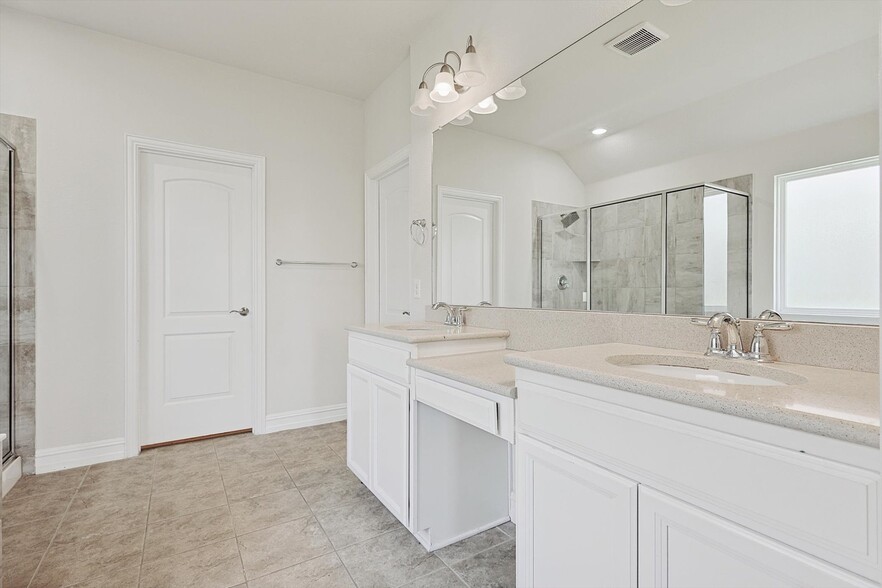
[659,0,692,6]
[592,128,608,136]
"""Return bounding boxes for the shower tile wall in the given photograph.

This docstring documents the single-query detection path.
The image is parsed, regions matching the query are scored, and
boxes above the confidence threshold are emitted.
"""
[590,195,663,313]
[0,113,36,474]
[532,201,588,310]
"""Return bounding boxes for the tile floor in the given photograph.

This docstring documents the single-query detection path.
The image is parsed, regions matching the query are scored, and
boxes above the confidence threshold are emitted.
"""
[2,421,516,587]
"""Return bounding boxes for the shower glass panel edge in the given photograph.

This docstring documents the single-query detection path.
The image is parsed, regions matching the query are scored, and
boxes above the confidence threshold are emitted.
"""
[1,135,15,464]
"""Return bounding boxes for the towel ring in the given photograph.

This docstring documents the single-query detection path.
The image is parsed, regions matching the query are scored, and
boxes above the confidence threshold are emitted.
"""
[411,219,428,245]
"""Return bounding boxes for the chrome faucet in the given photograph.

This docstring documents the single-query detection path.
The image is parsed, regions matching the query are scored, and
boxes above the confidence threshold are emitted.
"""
[432,302,468,327]
[757,309,783,320]
[693,312,792,362]
[692,312,744,358]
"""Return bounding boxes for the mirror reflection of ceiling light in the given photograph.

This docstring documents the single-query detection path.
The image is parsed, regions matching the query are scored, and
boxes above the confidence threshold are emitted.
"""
[450,111,474,126]
[659,0,692,5]
[592,127,608,136]
[410,36,485,116]
[495,78,527,100]
[470,95,498,114]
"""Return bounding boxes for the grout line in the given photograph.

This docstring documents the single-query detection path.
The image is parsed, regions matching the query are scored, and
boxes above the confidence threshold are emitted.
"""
[25,465,91,588]
[137,450,159,584]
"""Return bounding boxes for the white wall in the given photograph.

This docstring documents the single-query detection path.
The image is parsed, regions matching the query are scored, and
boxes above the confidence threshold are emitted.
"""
[364,57,411,171]
[0,9,365,452]
[404,0,639,318]
[433,127,586,307]
[581,112,878,313]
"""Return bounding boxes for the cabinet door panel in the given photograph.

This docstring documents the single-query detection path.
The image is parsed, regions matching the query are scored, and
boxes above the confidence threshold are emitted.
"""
[517,435,637,588]
[638,487,876,588]
[346,364,372,485]
[372,375,409,525]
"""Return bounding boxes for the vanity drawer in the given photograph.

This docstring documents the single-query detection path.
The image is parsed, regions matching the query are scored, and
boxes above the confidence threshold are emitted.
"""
[415,376,499,436]
[348,336,411,385]
[516,379,879,579]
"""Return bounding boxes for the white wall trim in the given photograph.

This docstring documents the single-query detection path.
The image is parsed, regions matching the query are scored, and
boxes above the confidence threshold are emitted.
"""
[35,438,126,474]
[125,135,267,458]
[365,146,410,323]
[265,403,347,434]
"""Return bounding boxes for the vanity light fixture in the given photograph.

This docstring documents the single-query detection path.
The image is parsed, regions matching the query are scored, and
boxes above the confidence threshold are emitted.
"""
[410,35,486,116]
[470,95,498,115]
[592,127,608,136]
[495,78,527,100]
[450,111,474,126]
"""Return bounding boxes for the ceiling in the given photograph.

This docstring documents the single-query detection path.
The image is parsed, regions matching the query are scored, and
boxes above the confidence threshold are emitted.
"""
[0,0,451,99]
[460,0,879,185]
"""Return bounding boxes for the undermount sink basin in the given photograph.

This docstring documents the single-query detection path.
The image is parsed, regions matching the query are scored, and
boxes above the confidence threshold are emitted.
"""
[627,364,786,387]
[606,354,806,387]
[385,323,451,332]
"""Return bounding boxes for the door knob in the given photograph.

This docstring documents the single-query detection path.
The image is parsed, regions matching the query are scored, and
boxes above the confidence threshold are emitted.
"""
[229,307,250,316]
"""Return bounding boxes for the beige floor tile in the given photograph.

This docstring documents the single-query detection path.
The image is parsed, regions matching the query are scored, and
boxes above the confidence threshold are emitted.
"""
[398,567,468,588]
[218,449,280,479]
[435,527,510,565]
[449,540,516,588]
[313,495,400,549]
[214,433,267,455]
[284,458,357,490]
[152,460,222,494]
[2,516,61,587]
[497,522,515,538]
[82,454,155,486]
[337,527,446,588]
[138,537,245,588]
[4,466,87,501]
[223,465,293,503]
[2,488,72,527]
[276,444,339,469]
[229,488,311,535]
[54,500,149,544]
[237,516,333,580]
[68,475,152,512]
[29,528,144,588]
[259,428,324,450]
[148,479,228,523]
[65,566,141,588]
[247,552,354,588]
[143,505,235,563]
[297,476,372,512]
[327,439,346,458]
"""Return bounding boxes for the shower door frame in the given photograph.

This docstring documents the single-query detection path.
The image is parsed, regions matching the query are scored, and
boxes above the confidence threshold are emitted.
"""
[587,182,750,316]
[1,135,16,465]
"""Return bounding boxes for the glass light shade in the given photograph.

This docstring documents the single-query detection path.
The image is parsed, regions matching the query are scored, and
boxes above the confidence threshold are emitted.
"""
[455,51,486,87]
[470,95,497,115]
[449,111,474,126]
[430,68,459,103]
[495,78,526,100]
[410,83,436,116]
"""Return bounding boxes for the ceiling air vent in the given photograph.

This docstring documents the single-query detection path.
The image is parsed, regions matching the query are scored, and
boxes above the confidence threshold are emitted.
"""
[605,22,669,57]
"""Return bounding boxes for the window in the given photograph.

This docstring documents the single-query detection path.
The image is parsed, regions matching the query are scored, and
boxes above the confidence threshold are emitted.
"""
[775,157,880,323]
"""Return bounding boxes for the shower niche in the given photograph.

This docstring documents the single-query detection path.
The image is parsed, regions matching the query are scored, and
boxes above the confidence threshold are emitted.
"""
[589,182,749,316]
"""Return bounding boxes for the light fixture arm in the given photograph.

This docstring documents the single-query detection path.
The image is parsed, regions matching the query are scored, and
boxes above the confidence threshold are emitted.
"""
[421,61,447,84]
[443,51,462,70]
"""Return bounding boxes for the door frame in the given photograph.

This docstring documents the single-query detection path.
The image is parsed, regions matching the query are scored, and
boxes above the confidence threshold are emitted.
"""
[364,147,410,323]
[124,135,266,458]
[434,185,504,306]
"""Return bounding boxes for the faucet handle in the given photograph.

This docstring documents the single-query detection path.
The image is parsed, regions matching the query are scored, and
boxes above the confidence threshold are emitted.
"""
[747,321,792,362]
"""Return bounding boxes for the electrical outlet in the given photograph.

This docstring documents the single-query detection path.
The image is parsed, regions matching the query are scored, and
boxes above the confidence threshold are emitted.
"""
[413,279,422,299]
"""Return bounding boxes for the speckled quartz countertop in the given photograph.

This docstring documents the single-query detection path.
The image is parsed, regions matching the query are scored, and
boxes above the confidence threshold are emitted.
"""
[408,350,517,398]
[505,343,880,447]
[347,323,509,344]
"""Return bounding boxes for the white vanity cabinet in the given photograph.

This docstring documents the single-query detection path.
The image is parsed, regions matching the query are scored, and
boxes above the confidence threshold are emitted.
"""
[346,329,507,528]
[514,371,880,588]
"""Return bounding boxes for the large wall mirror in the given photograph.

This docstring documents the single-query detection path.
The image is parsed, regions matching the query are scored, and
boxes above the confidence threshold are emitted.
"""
[432,0,880,324]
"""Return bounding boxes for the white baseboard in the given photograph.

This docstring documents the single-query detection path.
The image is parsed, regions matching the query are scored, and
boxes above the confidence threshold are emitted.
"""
[265,403,346,434]
[2,456,22,497]
[35,437,126,474]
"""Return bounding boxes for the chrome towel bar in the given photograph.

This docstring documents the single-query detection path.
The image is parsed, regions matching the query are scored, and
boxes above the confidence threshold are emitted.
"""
[275,259,359,268]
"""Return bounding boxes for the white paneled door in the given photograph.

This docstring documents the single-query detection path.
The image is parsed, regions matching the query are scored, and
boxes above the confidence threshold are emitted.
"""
[437,187,500,306]
[141,152,254,446]
[378,162,411,323]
